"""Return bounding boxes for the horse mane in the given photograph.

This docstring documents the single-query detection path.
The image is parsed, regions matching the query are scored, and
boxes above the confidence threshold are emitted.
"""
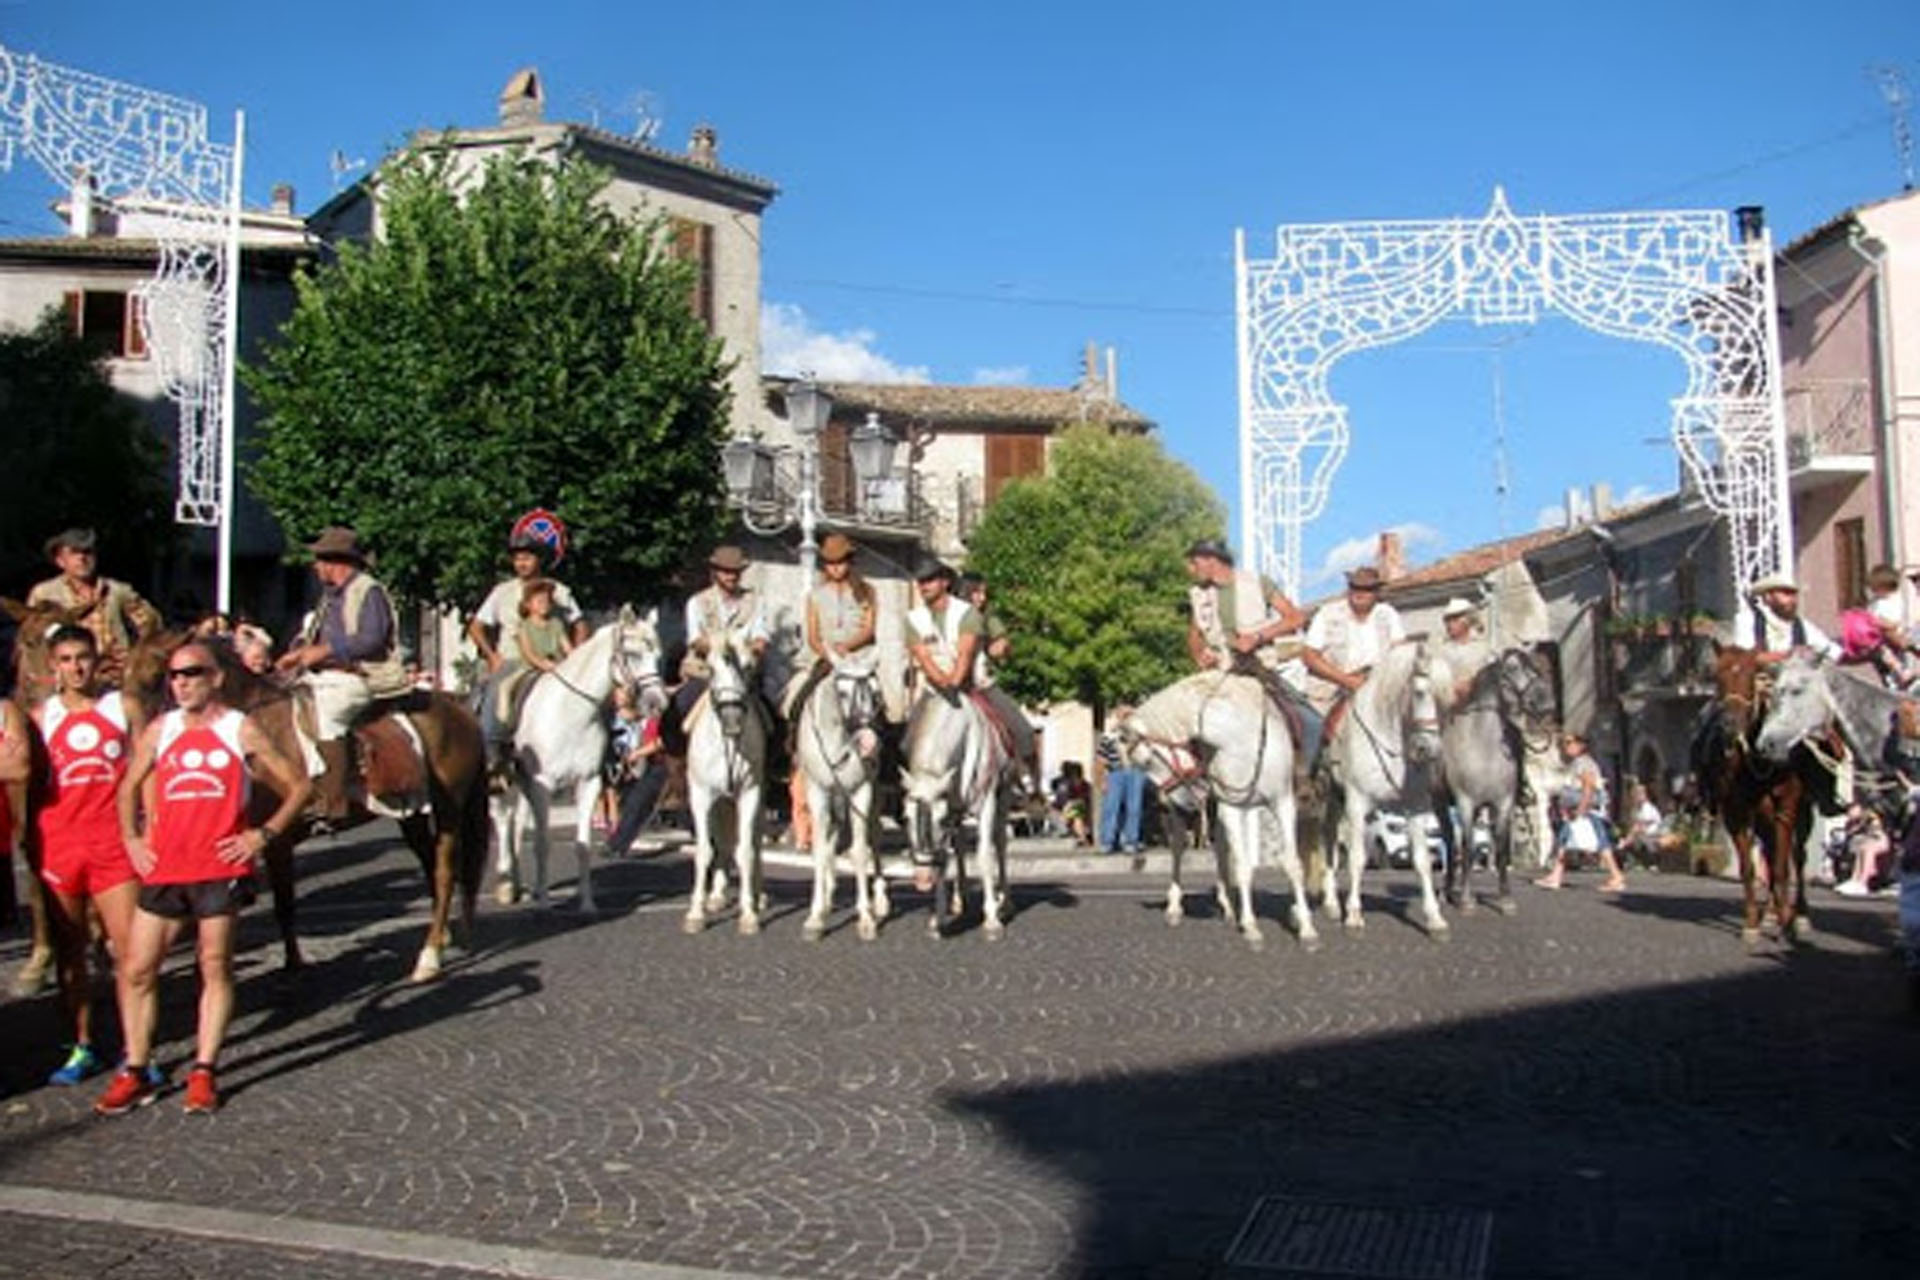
[1360,640,1424,718]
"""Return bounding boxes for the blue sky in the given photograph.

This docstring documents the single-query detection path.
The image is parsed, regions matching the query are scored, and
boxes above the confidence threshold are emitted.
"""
[3,1,1913,585]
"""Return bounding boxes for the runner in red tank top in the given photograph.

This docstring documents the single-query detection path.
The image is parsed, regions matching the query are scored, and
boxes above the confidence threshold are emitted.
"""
[32,627,142,1087]
[96,640,309,1116]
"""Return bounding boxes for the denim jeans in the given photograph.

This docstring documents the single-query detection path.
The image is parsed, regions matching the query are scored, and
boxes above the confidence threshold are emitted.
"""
[1099,767,1146,851]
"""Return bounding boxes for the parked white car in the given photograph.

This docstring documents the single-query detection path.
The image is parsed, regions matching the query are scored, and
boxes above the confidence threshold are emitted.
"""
[1364,809,1492,870]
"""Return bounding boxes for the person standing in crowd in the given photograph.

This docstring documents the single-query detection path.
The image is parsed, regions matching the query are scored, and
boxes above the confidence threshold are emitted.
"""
[1096,705,1145,856]
[32,627,141,1088]
[94,641,310,1115]
[26,528,162,695]
[1534,730,1625,893]
[275,527,404,826]
[470,531,586,764]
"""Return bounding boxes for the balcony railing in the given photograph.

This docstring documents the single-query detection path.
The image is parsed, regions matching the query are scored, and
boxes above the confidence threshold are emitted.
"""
[1782,378,1874,466]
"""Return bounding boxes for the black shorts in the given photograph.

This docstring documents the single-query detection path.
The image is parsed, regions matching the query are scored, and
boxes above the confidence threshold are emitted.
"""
[138,877,257,920]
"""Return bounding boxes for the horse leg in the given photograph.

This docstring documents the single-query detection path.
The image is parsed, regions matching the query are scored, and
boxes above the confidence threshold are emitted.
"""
[735,785,764,936]
[10,844,55,996]
[1782,796,1814,943]
[848,780,883,940]
[1226,806,1265,951]
[527,783,555,908]
[409,814,452,982]
[574,776,601,914]
[1320,790,1346,923]
[980,788,1007,941]
[1271,793,1319,951]
[1491,801,1518,915]
[1730,819,1764,949]
[684,786,715,934]
[1409,815,1449,938]
[489,788,519,906]
[260,843,301,985]
[803,777,834,940]
[1164,814,1187,926]
[1341,796,1368,930]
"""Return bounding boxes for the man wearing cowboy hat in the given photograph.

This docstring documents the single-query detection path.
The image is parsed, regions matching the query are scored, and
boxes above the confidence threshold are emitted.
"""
[1183,538,1317,757]
[469,528,587,764]
[1304,564,1406,693]
[26,527,161,692]
[1434,596,1492,710]
[276,526,403,824]
[659,545,771,756]
[1731,572,1839,664]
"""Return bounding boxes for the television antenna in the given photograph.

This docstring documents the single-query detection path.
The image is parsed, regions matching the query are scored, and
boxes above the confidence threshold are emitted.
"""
[329,148,366,191]
[630,90,663,143]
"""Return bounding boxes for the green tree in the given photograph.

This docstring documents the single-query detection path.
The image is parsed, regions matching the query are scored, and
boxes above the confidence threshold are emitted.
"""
[0,310,174,595]
[244,144,732,609]
[964,425,1225,724]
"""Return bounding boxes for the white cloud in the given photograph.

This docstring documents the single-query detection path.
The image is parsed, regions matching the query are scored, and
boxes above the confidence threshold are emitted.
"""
[1308,522,1440,586]
[760,302,930,384]
[972,364,1030,386]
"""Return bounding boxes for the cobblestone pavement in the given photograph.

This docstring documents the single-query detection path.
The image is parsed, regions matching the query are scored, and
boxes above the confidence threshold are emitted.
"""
[2,827,1916,1279]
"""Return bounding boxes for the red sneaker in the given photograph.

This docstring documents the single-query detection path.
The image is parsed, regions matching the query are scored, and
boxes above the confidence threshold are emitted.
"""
[183,1065,219,1115]
[93,1065,160,1116]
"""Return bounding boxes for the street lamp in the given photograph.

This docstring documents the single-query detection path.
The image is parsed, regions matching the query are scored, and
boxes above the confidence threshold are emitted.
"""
[848,411,898,516]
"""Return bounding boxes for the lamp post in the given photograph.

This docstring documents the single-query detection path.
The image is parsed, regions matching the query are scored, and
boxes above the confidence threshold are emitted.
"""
[782,379,831,576]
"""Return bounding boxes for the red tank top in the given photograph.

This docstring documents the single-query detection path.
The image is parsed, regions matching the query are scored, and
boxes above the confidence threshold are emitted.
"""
[147,708,250,885]
[36,693,130,852]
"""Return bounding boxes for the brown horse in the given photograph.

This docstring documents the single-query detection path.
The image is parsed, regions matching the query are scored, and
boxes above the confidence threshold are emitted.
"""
[1691,647,1831,948]
[9,601,489,984]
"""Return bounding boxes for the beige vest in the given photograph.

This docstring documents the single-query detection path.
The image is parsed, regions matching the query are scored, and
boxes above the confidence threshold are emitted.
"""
[306,573,410,697]
[1190,571,1299,668]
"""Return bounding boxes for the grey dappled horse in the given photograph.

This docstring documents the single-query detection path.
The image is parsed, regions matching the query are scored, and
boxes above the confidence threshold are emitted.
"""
[903,688,1015,939]
[1436,647,1558,913]
[1321,640,1447,935]
[792,654,892,940]
[1122,671,1312,950]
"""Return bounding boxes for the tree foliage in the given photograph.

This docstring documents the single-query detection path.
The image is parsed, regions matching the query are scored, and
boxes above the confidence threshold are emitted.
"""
[0,310,174,595]
[963,425,1225,722]
[244,144,733,609]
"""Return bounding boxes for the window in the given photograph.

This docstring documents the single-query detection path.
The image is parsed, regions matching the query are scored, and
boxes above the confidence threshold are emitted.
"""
[984,433,1046,505]
[1834,517,1867,609]
[667,219,714,330]
[63,290,146,359]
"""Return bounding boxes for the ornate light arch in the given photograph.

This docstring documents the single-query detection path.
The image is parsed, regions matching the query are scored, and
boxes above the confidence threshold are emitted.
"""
[0,43,244,604]
[1235,189,1791,597]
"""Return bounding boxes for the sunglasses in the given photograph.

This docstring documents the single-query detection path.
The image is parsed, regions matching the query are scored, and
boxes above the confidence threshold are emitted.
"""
[168,665,214,680]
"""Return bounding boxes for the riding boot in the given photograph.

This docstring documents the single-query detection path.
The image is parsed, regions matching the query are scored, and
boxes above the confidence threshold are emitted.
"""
[312,738,353,828]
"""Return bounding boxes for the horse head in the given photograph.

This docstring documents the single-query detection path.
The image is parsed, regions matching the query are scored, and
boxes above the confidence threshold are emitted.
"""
[828,650,881,737]
[1497,646,1558,743]
[1753,652,1833,763]
[707,627,756,740]
[1404,642,1443,764]
[611,605,666,716]
[1713,645,1763,740]
[1116,684,1209,803]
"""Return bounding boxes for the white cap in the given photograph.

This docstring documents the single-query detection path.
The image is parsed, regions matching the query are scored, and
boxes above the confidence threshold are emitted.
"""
[1441,597,1478,620]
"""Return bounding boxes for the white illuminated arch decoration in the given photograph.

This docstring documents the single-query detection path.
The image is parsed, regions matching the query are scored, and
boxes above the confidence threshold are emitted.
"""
[1235,189,1792,598]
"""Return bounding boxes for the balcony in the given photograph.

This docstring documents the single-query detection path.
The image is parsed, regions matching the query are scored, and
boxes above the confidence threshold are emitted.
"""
[1609,619,1719,703]
[1783,378,1875,491]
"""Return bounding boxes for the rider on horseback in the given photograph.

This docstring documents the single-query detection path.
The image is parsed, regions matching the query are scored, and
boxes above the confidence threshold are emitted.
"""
[275,527,408,827]
[1733,573,1840,666]
[1303,564,1406,778]
[469,529,587,769]
[1184,538,1318,761]
[661,545,771,755]
[27,527,162,697]
[1433,597,1493,710]
[956,571,1040,793]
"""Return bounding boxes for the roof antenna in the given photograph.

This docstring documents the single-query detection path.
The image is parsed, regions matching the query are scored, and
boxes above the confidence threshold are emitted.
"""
[328,149,366,191]
[1872,65,1915,192]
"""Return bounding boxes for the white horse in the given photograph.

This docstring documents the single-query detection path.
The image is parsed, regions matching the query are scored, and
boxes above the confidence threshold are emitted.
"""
[792,653,891,940]
[1321,640,1447,935]
[682,629,770,935]
[903,689,1015,939]
[1121,672,1311,950]
[493,606,663,912]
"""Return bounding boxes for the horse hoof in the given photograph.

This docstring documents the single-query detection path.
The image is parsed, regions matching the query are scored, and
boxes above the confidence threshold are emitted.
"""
[1299,931,1323,953]
[1343,914,1366,932]
[1741,926,1762,951]
[985,920,1006,942]
[1165,909,1184,928]
[705,893,730,915]
[493,882,517,907]
[801,918,826,941]
[738,914,761,936]
[873,888,892,922]
[410,949,443,983]
[857,918,878,942]
[11,955,53,998]
[682,914,705,936]
[1493,896,1518,917]
[576,899,600,917]
[1791,916,1814,941]
[1322,901,1344,924]
[1457,895,1479,915]
[1243,929,1267,953]
[1428,922,1452,942]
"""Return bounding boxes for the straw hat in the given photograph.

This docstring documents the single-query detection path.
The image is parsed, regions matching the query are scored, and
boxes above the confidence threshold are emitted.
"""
[1441,597,1477,620]
[708,545,749,572]
[818,533,856,564]
[307,526,370,565]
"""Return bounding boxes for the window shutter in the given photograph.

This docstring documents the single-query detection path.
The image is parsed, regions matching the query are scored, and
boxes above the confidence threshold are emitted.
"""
[64,291,82,337]
[123,292,147,358]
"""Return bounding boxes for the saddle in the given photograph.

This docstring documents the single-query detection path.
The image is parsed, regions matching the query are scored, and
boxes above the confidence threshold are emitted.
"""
[967,689,1020,761]
[496,667,542,734]
[1228,654,1306,755]
[292,687,430,814]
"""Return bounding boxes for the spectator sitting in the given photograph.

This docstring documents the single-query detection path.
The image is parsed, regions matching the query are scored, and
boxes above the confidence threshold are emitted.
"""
[1617,780,1676,869]
[1836,803,1894,897]
[1050,761,1092,846]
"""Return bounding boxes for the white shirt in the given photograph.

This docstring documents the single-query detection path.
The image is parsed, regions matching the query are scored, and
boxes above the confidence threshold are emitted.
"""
[1730,600,1840,659]
[476,577,582,654]
[1306,599,1406,673]
[684,585,769,649]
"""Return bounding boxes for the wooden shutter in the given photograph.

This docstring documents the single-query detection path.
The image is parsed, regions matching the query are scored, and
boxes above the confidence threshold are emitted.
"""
[669,218,714,329]
[64,290,82,337]
[984,433,1046,505]
[819,419,853,515]
[1835,517,1867,609]
[122,292,147,358]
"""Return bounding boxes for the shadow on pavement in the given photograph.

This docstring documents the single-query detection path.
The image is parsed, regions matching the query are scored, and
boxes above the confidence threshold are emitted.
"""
[949,941,1920,1279]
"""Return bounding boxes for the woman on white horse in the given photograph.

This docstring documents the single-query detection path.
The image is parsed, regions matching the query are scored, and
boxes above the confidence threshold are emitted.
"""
[791,533,889,939]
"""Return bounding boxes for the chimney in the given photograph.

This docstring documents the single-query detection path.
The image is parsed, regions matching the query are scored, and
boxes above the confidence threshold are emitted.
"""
[1563,486,1585,531]
[1591,482,1612,520]
[498,68,544,127]
[1105,346,1117,401]
[69,167,95,237]
[1378,529,1405,582]
[270,183,295,217]
[687,124,718,168]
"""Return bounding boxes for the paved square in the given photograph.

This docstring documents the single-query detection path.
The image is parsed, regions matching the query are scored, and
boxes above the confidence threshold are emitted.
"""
[2,830,1915,1278]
